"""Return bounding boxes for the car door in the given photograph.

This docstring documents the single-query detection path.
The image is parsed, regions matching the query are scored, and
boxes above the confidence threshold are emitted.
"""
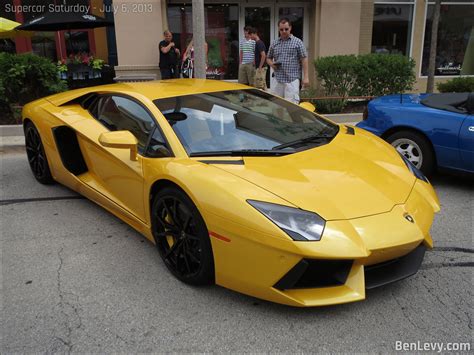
[459,114,474,172]
[79,95,157,222]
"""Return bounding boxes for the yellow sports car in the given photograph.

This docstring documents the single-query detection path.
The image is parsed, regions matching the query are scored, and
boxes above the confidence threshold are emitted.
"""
[22,79,440,307]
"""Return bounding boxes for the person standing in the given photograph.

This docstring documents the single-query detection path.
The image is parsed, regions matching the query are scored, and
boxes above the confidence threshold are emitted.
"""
[249,27,267,90]
[181,38,208,78]
[238,26,256,85]
[266,18,309,103]
[159,30,180,79]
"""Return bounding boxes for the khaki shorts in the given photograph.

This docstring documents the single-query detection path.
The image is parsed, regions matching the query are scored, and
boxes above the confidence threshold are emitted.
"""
[253,67,267,90]
[238,63,255,85]
[272,79,300,104]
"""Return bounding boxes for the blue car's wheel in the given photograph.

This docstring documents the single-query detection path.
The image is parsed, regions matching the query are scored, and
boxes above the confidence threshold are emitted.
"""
[386,130,435,176]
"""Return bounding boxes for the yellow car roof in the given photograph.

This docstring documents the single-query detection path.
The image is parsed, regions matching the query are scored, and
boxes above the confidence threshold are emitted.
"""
[46,79,251,106]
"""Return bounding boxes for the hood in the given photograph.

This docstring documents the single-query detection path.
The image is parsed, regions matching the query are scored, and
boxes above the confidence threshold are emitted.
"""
[210,127,415,220]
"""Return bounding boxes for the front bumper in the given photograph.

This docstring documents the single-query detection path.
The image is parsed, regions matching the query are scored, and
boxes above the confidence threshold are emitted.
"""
[209,180,439,307]
[274,244,426,291]
[355,121,384,136]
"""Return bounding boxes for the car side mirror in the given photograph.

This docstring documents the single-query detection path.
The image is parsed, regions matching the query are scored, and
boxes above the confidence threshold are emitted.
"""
[98,130,138,161]
[299,101,316,112]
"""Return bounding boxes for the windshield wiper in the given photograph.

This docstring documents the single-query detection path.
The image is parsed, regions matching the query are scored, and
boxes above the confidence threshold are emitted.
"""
[271,134,334,150]
[189,149,291,157]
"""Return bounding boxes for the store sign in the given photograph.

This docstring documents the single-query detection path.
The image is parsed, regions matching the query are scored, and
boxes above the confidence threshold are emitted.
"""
[374,6,410,21]
[436,63,462,75]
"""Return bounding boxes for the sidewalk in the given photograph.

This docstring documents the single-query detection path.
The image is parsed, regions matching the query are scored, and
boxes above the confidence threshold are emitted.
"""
[324,113,362,125]
[0,125,24,149]
[0,113,362,149]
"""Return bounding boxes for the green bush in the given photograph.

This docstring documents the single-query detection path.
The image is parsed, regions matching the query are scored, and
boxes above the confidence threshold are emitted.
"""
[313,55,357,97]
[313,99,346,114]
[314,53,416,99]
[437,77,474,93]
[0,52,67,107]
[300,88,347,114]
[0,77,12,121]
[352,54,416,97]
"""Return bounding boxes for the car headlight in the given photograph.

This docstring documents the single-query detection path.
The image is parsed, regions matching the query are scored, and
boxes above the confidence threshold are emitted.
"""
[398,152,429,183]
[247,200,326,241]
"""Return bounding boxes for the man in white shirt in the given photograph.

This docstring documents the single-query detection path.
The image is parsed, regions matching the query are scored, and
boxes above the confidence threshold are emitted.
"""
[238,26,256,85]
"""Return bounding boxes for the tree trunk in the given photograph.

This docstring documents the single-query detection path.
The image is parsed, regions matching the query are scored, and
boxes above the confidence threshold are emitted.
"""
[426,0,441,93]
[192,0,206,79]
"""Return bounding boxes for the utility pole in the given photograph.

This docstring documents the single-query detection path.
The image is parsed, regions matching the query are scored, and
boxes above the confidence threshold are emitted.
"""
[192,0,206,78]
[427,0,441,93]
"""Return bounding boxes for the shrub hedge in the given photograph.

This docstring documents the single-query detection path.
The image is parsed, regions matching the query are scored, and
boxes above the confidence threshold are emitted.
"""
[437,77,474,93]
[314,53,416,101]
[0,53,67,124]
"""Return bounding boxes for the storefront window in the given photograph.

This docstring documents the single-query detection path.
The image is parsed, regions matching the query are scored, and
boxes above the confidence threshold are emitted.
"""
[66,31,90,56]
[421,2,474,76]
[167,4,239,80]
[31,32,57,61]
[372,1,414,55]
[279,7,304,42]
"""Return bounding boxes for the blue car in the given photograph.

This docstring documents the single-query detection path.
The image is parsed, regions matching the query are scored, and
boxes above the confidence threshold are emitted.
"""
[356,92,474,175]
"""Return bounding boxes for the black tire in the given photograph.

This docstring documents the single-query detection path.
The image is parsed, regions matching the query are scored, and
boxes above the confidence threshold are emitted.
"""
[386,130,435,176]
[24,121,54,184]
[151,187,214,285]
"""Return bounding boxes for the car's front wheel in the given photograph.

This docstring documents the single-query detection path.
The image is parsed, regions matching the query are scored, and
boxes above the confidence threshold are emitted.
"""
[151,187,214,285]
[386,130,435,176]
[24,121,54,184]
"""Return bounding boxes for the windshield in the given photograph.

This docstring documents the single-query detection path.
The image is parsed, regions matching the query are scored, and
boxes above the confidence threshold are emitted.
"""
[154,89,339,156]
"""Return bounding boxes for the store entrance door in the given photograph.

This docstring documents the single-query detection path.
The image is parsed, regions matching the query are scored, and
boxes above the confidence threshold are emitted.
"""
[242,2,309,91]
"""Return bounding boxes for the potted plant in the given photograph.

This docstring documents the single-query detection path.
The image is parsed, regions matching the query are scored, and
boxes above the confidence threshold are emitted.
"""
[57,59,68,79]
[56,53,106,80]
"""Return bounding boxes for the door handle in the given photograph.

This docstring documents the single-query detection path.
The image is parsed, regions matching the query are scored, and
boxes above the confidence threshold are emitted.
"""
[469,126,474,132]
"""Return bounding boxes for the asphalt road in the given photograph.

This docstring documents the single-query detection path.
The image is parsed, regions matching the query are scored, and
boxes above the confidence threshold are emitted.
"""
[1,147,472,353]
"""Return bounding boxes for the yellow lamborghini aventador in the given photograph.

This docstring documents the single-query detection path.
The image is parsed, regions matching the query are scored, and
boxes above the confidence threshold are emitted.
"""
[22,79,440,307]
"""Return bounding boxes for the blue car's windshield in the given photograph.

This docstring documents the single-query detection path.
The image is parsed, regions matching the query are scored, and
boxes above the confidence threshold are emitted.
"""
[154,89,338,156]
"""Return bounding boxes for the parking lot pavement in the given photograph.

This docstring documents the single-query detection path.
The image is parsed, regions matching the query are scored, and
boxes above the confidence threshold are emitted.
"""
[1,149,472,353]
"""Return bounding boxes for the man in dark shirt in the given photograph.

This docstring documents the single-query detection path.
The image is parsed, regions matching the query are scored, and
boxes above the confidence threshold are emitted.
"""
[159,30,180,79]
[249,27,267,90]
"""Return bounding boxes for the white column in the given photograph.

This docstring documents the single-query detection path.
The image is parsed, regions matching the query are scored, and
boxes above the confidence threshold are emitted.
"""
[192,0,206,78]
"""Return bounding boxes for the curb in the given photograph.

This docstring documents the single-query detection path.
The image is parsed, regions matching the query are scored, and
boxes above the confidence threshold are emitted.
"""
[0,124,23,137]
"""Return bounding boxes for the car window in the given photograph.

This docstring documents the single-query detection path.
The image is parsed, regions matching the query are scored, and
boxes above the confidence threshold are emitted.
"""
[154,89,338,155]
[94,96,156,154]
[146,127,172,158]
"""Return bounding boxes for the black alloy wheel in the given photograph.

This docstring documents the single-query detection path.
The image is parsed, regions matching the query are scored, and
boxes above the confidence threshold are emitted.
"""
[151,187,214,285]
[24,122,54,184]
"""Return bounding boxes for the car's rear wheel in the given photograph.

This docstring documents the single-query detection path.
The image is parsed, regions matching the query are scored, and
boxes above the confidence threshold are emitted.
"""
[386,130,435,176]
[24,121,54,184]
[151,187,214,285]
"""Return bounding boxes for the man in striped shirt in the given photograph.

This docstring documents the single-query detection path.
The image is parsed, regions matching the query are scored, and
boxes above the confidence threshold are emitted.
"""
[238,26,256,85]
